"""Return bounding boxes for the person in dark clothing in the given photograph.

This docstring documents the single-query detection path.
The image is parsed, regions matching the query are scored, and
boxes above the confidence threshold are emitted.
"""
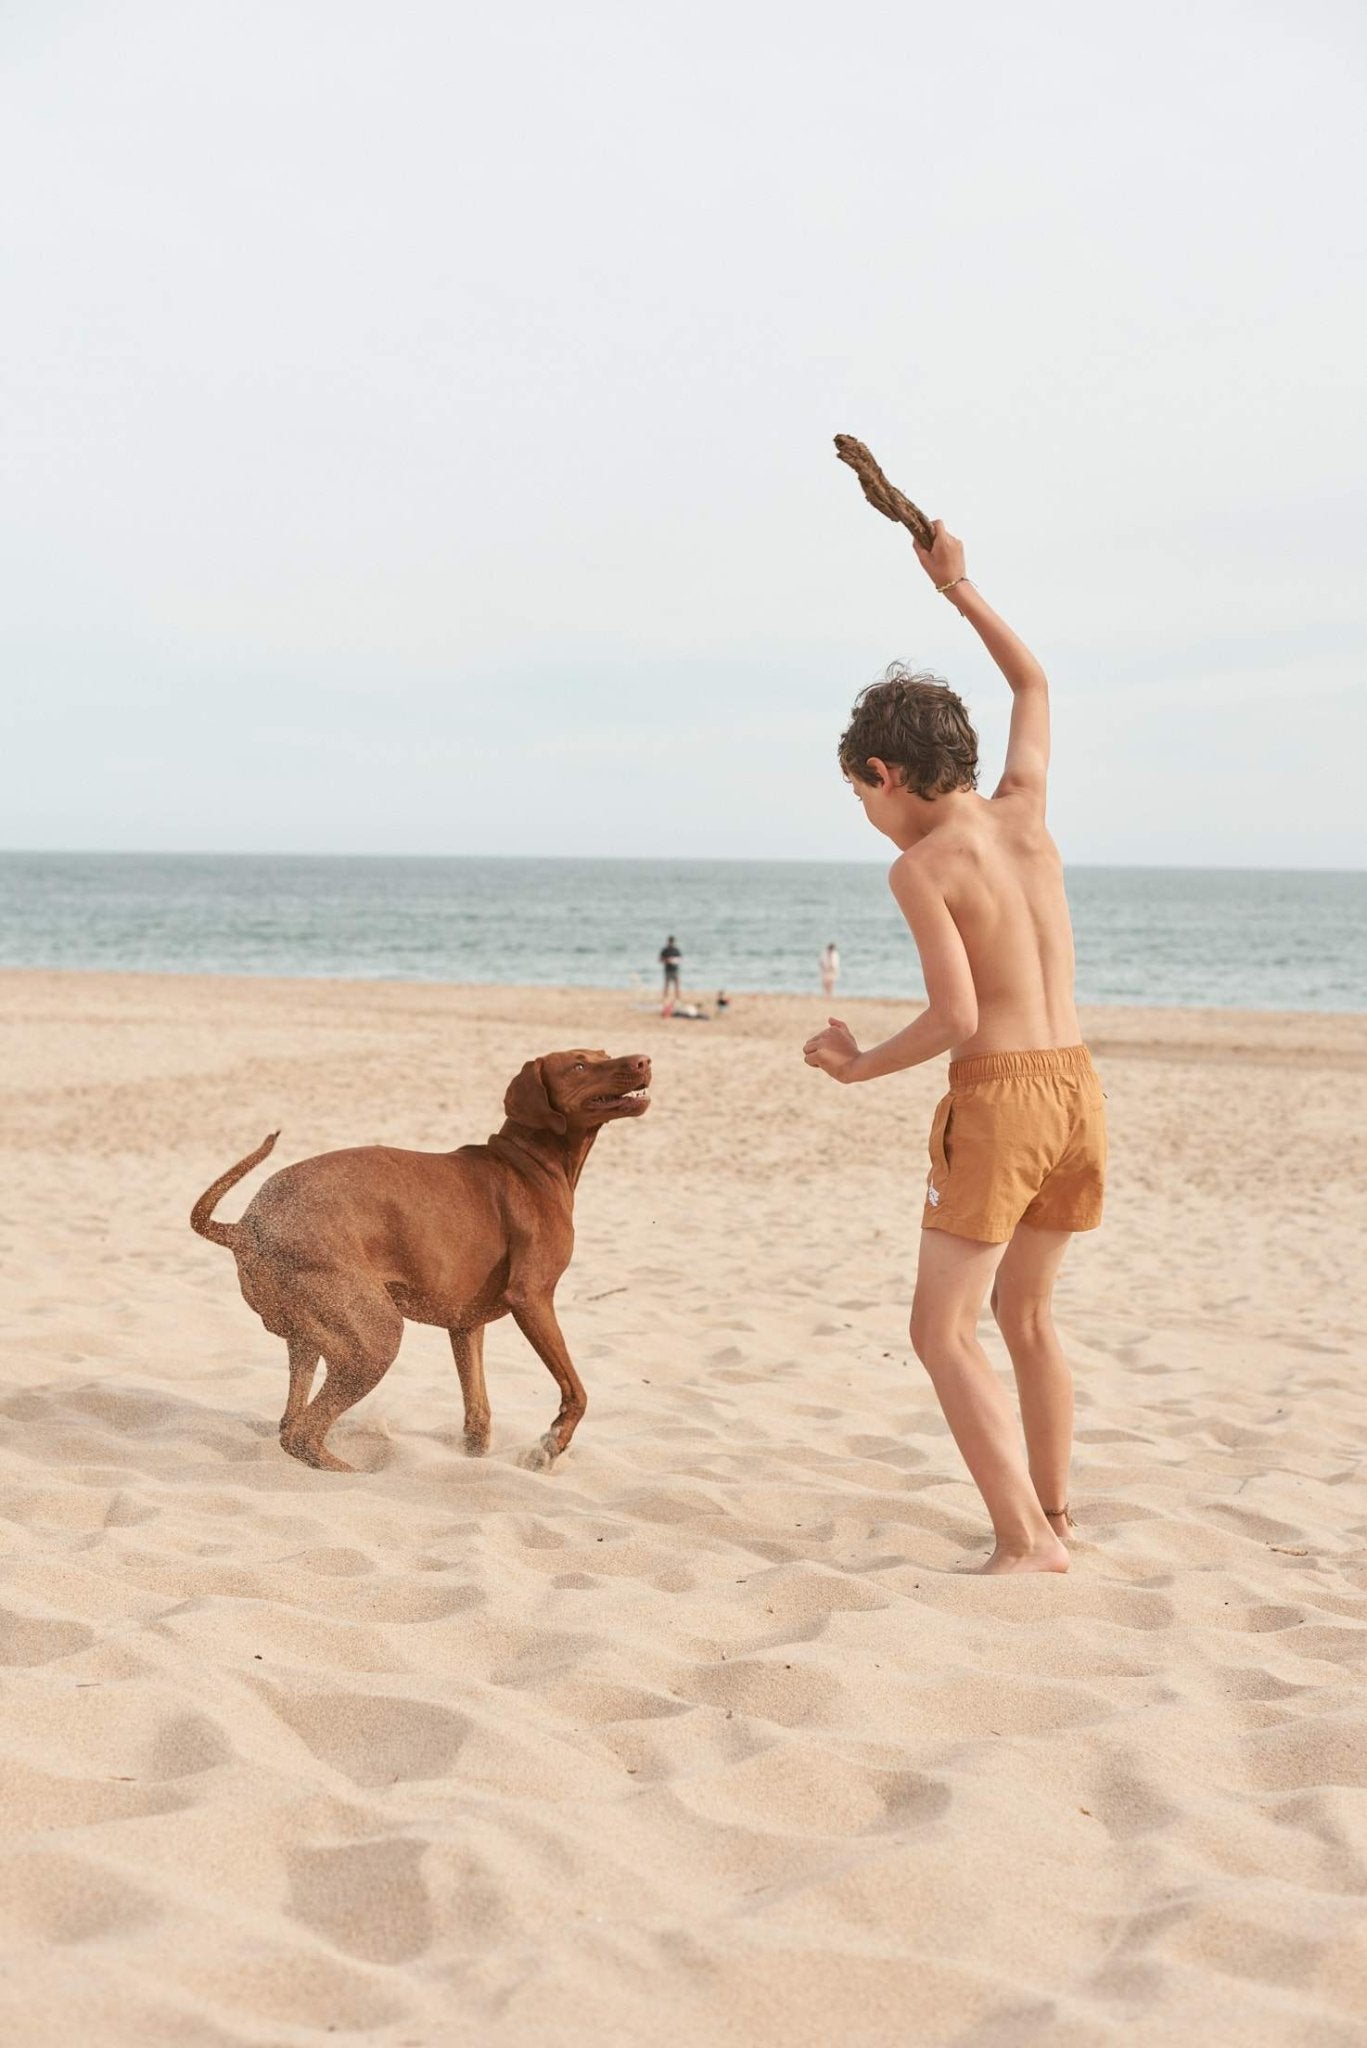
[659,936,682,996]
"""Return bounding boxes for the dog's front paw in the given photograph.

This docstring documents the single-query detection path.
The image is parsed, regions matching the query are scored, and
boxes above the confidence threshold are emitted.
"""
[517,1432,561,1472]
[462,1430,491,1459]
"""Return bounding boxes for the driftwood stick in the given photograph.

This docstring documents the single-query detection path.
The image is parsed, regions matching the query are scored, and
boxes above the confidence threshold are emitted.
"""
[833,435,936,550]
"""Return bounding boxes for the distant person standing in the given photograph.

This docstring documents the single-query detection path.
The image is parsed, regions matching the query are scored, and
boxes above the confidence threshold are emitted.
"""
[820,941,841,1000]
[659,935,682,998]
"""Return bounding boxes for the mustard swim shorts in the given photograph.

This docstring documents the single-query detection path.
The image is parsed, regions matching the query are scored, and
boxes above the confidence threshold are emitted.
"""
[922,1044,1106,1244]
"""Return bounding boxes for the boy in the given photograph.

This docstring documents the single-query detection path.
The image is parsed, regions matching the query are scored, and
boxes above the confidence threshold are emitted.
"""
[803,520,1105,1576]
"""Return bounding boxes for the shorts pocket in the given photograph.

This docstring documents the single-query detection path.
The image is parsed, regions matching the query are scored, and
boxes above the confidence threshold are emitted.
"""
[926,1095,955,1206]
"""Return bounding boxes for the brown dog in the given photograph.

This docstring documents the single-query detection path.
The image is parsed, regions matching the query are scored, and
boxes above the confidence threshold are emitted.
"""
[190,1048,650,1471]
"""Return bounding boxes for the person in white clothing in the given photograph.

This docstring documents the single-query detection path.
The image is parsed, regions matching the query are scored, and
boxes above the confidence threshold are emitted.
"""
[819,941,840,999]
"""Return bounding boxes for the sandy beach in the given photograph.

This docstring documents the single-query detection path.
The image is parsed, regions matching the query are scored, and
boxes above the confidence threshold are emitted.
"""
[2,968,1366,2047]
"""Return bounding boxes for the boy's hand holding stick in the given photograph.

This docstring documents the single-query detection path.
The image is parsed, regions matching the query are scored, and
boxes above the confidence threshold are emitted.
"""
[833,433,968,596]
[832,435,937,548]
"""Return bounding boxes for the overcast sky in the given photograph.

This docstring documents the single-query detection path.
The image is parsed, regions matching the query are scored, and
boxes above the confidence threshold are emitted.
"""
[4,0,1364,865]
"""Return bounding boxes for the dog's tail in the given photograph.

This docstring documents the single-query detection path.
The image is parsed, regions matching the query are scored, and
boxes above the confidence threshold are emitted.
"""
[190,1131,280,1248]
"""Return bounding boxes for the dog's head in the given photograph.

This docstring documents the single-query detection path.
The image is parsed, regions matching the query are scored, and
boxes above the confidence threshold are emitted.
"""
[503,1050,652,1135]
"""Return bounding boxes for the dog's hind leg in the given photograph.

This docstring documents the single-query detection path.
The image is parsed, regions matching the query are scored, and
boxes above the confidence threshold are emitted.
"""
[288,1352,396,1472]
[283,1296,404,1473]
[450,1326,491,1456]
[279,1337,320,1444]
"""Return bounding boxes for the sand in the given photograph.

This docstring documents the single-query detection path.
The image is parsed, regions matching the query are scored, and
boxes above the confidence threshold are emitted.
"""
[2,968,1366,2047]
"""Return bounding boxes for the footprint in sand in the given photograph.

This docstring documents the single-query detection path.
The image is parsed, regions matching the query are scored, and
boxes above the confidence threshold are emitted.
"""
[1243,1715,1367,1793]
[1078,1764,1180,1839]
[146,1711,233,1780]
[842,1434,930,1470]
[1205,1504,1307,1544]
[264,1688,470,1786]
[680,1658,841,1729]
[290,1547,376,1577]
[1220,1668,1311,1702]
[1067,1585,1176,1632]
[284,1576,483,1625]
[0,1608,94,1666]
[741,1563,891,1623]
[288,1837,432,1963]
[0,1847,162,1943]
[1,1759,189,1834]
[715,1749,952,1837]
[541,1678,692,1725]
[178,1949,405,2033]
[1214,1604,1304,1634]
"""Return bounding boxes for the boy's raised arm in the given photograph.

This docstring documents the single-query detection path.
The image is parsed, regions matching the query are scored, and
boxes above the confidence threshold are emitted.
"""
[913,523,1050,804]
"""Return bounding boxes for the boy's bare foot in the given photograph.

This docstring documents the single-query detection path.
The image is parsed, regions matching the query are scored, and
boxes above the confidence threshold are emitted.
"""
[972,1532,1070,1575]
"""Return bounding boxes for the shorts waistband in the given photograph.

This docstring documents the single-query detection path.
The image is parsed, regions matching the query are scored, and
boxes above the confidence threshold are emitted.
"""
[948,1044,1095,1088]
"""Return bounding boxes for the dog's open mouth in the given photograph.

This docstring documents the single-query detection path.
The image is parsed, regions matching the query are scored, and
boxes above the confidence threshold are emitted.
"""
[588,1086,651,1113]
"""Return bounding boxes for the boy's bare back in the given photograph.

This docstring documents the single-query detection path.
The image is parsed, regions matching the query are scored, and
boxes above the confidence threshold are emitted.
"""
[903,786,1080,1060]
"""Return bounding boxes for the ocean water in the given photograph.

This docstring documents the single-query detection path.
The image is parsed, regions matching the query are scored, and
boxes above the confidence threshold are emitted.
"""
[1,853,1364,1013]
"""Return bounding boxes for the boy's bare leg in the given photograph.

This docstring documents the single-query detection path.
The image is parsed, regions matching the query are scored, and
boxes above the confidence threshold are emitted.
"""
[991,1225,1076,1540]
[910,1229,1068,1574]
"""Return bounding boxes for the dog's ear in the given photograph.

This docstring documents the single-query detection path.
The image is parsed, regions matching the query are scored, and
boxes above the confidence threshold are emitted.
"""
[503,1058,568,1136]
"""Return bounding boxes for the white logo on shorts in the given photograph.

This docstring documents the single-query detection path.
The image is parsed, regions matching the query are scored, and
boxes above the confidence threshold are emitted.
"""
[926,1183,942,1207]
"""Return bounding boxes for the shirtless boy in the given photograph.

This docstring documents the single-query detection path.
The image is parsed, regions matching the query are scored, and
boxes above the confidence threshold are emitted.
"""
[804,521,1105,1576]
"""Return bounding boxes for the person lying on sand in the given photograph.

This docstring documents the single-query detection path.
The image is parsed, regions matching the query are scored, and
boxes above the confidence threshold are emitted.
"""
[804,520,1105,1575]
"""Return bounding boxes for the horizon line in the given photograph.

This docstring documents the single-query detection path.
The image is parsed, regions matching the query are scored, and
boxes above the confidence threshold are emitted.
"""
[1,848,1364,878]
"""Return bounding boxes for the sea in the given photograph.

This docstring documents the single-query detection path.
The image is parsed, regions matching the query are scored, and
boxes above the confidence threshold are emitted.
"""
[1,853,1364,1013]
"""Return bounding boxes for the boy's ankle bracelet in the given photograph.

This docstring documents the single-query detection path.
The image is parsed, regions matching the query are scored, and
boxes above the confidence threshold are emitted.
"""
[936,575,969,597]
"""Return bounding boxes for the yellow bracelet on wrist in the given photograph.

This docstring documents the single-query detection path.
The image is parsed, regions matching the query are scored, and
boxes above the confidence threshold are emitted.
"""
[936,575,968,596]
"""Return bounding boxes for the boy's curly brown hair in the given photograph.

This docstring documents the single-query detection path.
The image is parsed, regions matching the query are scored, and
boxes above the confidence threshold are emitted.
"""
[838,663,979,799]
